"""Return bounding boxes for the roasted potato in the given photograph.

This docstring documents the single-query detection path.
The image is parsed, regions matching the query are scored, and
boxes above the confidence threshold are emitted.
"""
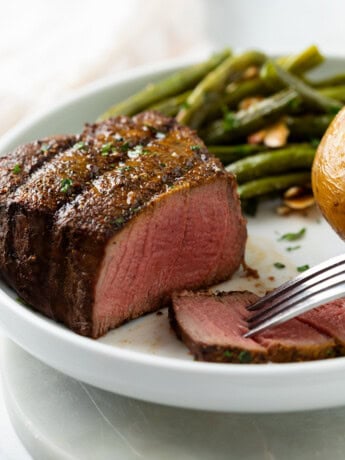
[312,107,345,240]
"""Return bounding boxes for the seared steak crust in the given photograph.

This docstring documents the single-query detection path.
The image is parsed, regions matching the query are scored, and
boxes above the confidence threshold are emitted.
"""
[0,112,247,337]
[0,135,76,284]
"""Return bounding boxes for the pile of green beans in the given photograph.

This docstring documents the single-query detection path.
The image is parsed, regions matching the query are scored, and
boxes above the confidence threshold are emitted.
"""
[99,45,345,209]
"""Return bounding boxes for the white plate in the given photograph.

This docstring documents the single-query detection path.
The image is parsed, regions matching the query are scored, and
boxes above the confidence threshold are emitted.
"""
[0,57,345,414]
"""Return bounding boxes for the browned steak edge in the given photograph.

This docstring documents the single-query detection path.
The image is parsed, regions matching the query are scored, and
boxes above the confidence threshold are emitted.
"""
[168,291,267,364]
[169,291,338,364]
[0,135,76,287]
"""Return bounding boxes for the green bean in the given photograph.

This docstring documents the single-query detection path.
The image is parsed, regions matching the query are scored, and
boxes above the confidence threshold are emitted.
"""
[308,73,345,88]
[267,62,343,113]
[199,79,269,126]
[208,144,267,164]
[261,45,324,91]
[224,79,268,107]
[176,51,267,128]
[149,90,191,117]
[287,114,334,140]
[319,85,345,102]
[237,172,311,199]
[98,49,231,120]
[181,47,323,128]
[226,145,315,183]
[202,46,322,124]
[201,88,297,144]
[276,45,324,75]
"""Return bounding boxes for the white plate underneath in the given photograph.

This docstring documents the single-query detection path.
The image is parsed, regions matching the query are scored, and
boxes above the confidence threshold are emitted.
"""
[0,58,345,413]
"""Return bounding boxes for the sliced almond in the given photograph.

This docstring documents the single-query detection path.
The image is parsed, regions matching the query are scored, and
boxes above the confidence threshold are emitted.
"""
[283,185,315,210]
[225,82,238,94]
[239,96,264,111]
[247,129,267,145]
[284,195,315,210]
[242,66,259,80]
[264,120,290,148]
[276,205,292,216]
[284,186,305,199]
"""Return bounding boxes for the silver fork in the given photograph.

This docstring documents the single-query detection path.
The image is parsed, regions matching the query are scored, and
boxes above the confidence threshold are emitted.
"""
[244,253,345,338]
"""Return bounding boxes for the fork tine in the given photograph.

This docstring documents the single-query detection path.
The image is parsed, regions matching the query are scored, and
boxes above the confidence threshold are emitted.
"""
[244,279,345,338]
[248,263,345,319]
[247,253,345,312]
[247,271,345,327]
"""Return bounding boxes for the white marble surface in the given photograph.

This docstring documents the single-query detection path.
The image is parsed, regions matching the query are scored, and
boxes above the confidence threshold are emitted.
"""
[4,339,345,460]
[0,336,31,459]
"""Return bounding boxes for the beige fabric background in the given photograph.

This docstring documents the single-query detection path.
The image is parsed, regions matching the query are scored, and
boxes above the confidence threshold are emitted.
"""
[1,0,209,137]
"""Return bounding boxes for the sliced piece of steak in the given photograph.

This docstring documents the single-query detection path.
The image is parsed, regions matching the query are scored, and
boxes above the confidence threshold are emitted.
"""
[299,299,345,353]
[0,135,76,283]
[170,291,267,363]
[1,112,246,337]
[256,319,336,362]
[170,291,336,363]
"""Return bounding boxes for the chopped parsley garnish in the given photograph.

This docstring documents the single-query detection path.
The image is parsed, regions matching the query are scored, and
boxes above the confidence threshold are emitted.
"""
[120,141,130,152]
[131,206,141,213]
[328,106,341,115]
[101,142,113,155]
[279,228,306,242]
[238,350,252,363]
[310,138,320,148]
[274,262,286,269]
[223,350,233,359]
[74,141,86,150]
[159,162,166,168]
[286,245,301,252]
[117,165,133,173]
[60,178,73,193]
[16,296,29,306]
[326,348,335,357]
[113,216,125,226]
[223,111,238,131]
[12,164,21,174]
[40,143,50,152]
[181,101,190,110]
[190,145,201,151]
[288,98,302,111]
[297,264,310,272]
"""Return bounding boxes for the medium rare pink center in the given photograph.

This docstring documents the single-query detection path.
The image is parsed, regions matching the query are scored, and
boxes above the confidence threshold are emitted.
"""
[174,295,265,352]
[93,179,244,336]
[256,318,332,347]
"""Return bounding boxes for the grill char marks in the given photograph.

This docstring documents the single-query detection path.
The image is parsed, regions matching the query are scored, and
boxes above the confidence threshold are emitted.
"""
[6,115,167,313]
[55,111,215,241]
[0,135,76,199]
[0,135,76,285]
[0,112,247,337]
[170,291,338,363]
[52,112,243,336]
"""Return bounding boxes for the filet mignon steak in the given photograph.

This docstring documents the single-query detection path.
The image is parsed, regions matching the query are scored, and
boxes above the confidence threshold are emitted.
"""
[170,291,338,363]
[0,112,247,338]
